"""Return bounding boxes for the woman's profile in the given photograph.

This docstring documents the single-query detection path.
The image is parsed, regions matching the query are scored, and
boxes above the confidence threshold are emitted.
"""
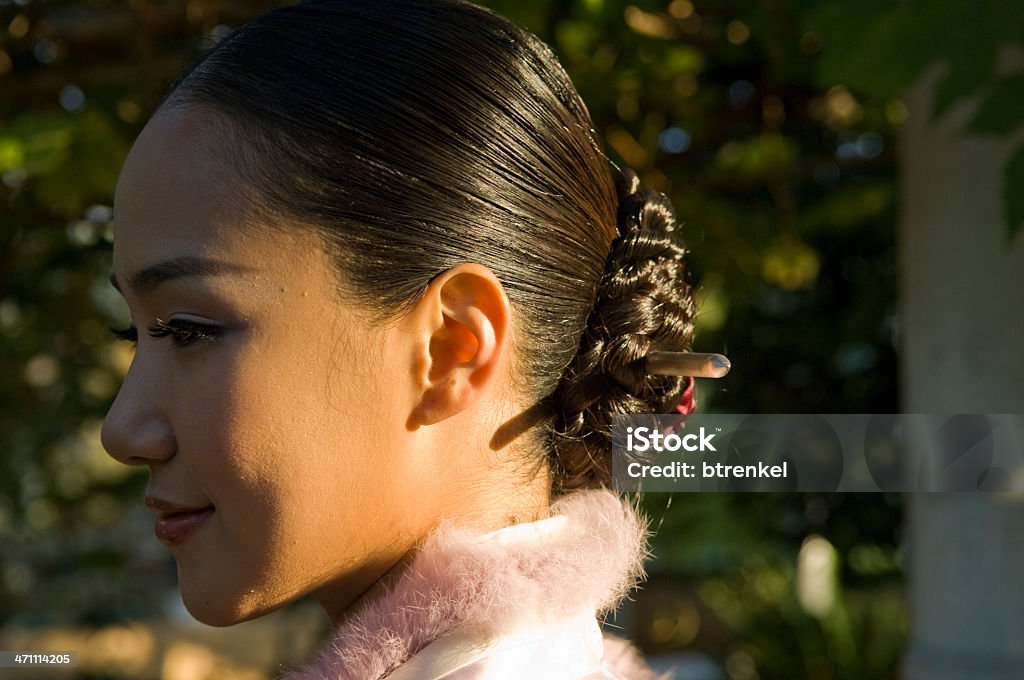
[100,0,708,677]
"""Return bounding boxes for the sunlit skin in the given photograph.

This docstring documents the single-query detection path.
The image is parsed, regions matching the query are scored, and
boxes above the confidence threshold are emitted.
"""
[101,105,551,628]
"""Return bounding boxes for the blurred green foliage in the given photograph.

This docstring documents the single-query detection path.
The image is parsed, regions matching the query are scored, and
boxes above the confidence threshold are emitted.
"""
[1,1,1020,679]
[806,0,1024,241]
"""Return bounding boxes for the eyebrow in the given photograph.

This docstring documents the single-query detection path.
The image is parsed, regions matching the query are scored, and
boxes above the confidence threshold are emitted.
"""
[109,256,253,294]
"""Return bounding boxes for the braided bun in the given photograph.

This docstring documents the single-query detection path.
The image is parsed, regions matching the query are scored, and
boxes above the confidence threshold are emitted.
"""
[549,166,697,492]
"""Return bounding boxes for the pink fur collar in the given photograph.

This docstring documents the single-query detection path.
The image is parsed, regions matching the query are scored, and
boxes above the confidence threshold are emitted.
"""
[278,489,652,680]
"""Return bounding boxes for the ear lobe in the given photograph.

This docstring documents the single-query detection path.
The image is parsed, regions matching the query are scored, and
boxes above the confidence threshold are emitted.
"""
[408,264,510,428]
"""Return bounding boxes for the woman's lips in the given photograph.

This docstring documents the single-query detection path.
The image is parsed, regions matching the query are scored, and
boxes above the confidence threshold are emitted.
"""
[154,507,215,545]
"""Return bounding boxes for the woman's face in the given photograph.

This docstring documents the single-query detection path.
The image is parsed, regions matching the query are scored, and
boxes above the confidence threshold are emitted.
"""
[102,105,438,626]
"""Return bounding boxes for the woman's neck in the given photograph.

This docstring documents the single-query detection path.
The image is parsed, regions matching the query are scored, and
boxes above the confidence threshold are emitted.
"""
[318,465,552,630]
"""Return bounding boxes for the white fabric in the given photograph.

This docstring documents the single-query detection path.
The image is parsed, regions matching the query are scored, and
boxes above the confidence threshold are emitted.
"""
[386,609,605,680]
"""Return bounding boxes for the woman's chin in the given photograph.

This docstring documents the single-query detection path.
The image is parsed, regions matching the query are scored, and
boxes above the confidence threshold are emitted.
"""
[179,591,279,627]
[177,570,285,627]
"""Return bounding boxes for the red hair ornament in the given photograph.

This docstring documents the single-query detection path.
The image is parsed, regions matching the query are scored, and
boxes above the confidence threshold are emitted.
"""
[674,375,696,416]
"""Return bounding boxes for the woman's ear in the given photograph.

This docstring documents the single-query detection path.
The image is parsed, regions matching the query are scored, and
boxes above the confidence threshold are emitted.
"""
[403,263,511,428]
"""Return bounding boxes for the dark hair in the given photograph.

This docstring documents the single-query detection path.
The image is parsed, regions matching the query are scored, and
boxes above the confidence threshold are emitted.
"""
[160,0,696,494]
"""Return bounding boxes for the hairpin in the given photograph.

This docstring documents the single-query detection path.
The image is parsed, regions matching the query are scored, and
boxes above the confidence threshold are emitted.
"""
[646,352,729,416]
[645,351,731,378]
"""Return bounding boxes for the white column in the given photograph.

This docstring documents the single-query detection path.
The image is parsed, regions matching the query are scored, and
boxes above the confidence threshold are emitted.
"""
[900,57,1024,680]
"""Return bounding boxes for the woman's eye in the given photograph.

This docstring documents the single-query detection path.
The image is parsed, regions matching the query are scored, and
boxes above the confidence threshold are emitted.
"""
[109,325,139,345]
[108,319,223,348]
[147,318,224,348]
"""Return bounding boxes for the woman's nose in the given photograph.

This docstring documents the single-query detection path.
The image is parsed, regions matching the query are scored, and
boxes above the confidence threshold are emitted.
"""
[100,361,176,466]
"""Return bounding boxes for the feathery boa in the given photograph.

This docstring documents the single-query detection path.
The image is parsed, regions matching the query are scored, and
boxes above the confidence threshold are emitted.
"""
[277,488,665,680]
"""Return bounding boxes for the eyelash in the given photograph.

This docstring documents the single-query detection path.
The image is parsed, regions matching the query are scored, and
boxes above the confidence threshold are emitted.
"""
[109,318,224,348]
